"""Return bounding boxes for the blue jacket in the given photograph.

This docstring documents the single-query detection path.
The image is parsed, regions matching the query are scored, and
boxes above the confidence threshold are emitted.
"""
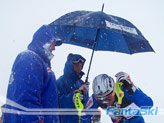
[56,54,89,123]
[3,25,60,123]
[83,88,153,123]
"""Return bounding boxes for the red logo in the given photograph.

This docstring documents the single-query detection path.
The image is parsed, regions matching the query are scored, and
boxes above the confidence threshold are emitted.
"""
[47,68,51,72]
[127,76,131,83]
[85,97,93,109]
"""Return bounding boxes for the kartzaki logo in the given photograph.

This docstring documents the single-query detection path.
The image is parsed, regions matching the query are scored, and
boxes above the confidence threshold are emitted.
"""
[105,20,138,35]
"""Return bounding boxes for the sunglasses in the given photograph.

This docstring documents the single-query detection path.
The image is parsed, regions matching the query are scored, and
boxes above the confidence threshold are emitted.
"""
[96,91,115,103]
[73,58,85,64]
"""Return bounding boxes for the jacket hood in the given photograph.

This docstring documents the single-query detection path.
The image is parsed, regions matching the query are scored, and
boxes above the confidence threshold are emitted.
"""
[28,25,62,67]
[64,53,86,81]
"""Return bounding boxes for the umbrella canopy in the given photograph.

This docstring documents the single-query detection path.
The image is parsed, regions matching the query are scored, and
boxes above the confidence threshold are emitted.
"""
[49,10,155,82]
[49,10,154,54]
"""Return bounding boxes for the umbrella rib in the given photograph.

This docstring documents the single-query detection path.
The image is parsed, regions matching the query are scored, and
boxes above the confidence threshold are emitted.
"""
[119,26,132,54]
[123,35,132,54]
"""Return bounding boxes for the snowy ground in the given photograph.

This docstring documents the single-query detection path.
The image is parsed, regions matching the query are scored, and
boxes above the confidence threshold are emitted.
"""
[0,0,164,122]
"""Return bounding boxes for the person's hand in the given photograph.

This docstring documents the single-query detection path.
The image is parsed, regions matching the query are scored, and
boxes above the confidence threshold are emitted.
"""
[91,109,101,122]
[78,82,89,94]
[115,72,136,95]
[73,91,84,103]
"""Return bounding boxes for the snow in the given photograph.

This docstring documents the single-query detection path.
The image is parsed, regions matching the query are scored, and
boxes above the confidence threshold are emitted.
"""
[0,0,164,122]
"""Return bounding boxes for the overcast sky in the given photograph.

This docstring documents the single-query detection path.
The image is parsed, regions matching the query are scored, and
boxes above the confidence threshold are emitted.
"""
[0,0,164,122]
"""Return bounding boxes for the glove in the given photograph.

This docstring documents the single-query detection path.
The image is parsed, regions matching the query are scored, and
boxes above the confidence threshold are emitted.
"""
[78,82,89,94]
[73,91,84,103]
[91,109,101,122]
[115,72,136,95]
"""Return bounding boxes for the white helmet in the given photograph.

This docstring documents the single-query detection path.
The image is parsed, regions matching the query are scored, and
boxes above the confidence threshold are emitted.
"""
[92,74,115,100]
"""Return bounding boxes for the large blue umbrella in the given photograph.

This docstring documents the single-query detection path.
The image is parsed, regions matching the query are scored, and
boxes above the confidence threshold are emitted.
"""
[49,8,154,81]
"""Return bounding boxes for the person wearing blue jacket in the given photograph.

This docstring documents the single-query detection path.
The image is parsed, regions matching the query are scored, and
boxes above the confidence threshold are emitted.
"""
[83,72,153,123]
[2,25,62,123]
[56,53,89,123]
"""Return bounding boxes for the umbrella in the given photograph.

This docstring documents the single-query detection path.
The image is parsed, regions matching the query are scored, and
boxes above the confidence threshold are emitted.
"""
[49,5,154,82]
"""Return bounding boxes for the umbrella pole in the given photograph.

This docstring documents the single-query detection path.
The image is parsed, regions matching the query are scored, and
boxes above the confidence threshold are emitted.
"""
[101,3,104,12]
[85,4,105,82]
[85,28,100,82]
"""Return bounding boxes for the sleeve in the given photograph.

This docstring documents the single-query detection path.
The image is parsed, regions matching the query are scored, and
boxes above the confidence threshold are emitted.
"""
[81,94,99,122]
[59,93,75,108]
[56,78,75,108]
[57,79,89,109]
[124,88,153,108]
[9,52,44,122]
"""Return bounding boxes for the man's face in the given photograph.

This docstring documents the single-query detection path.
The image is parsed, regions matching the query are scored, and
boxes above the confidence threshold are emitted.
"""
[73,62,83,75]
[49,42,56,52]
[106,94,115,106]
[97,91,115,106]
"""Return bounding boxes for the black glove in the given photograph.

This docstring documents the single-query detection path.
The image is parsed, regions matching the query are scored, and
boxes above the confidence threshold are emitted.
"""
[115,72,136,95]
[92,109,101,122]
